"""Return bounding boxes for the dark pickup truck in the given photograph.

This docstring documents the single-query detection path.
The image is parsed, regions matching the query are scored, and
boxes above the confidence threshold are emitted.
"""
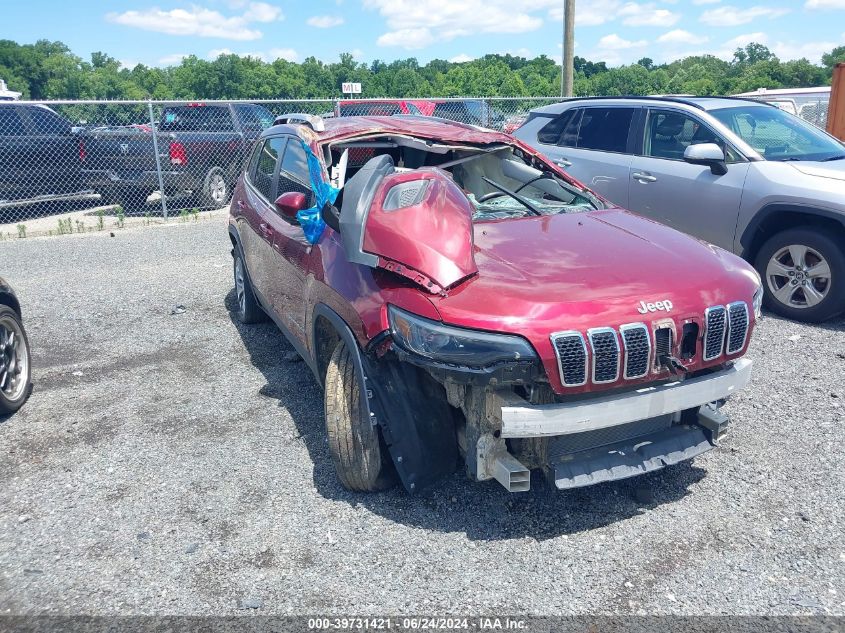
[81,103,274,210]
[0,103,89,214]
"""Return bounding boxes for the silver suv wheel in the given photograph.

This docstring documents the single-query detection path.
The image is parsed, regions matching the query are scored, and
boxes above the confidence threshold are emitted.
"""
[0,311,30,405]
[765,244,831,309]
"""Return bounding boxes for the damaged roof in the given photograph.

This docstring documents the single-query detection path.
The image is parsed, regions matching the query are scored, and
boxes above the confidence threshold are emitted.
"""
[267,115,516,145]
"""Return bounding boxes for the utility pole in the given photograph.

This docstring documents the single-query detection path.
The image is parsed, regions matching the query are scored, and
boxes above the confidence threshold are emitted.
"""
[561,0,575,97]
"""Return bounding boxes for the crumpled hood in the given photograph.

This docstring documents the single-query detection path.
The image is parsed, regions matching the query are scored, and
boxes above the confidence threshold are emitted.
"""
[431,208,760,333]
[788,160,845,182]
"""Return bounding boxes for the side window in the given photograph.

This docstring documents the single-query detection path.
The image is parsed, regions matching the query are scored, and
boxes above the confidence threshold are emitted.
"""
[277,139,315,206]
[27,107,70,135]
[0,107,26,136]
[250,137,285,201]
[576,107,635,153]
[235,105,274,131]
[644,110,736,161]
[537,109,578,146]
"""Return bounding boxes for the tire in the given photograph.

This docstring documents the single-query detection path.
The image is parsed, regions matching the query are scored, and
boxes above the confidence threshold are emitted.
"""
[233,248,265,324]
[324,340,395,492]
[754,227,845,323]
[199,167,230,209]
[0,305,33,416]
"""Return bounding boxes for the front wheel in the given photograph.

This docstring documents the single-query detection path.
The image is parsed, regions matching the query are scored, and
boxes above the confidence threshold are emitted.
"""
[324,340,395,492]
[755,228,845,322]
[0,305,33,416]
[233,249,264,324]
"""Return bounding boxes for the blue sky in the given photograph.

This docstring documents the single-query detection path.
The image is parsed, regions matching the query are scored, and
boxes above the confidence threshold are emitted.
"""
[4,0,844,68]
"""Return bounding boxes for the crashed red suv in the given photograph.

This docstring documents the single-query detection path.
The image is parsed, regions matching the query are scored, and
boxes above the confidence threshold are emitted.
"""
[228,113,762,494]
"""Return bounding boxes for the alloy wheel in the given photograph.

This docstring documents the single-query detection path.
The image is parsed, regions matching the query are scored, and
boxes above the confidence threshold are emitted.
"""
[209,173,227,205]
[234,256,247,316]
[765,244,831,309]
[0,315,29,403]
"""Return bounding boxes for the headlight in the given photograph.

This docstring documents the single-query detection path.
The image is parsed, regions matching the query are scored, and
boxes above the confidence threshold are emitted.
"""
[388,305,537,368]
[752,285,764,319]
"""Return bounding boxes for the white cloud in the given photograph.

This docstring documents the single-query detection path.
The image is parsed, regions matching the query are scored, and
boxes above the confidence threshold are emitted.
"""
[449,53,475,63]
[207,47,298,62]
[589,34,649,66]
[699,5,790,27]
[376,28,435,49]
[619,3,680,26]
[805,0,845,8]
[657,29,709,45]
[158,53,189,66]
[242,2,282,22]
[549,1,678,27]
[106,2,283,41]
[365,0,543,49]
[307,15,345,28]
[692,0,721,4]
[268,48,298,62]
[597,33,649,50]
[771,41,840,62]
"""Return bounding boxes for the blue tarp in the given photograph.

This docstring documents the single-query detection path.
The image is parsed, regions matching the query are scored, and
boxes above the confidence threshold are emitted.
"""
[296,140,340,245]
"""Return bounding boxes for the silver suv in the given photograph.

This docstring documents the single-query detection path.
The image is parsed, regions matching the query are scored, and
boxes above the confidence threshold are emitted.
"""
[514,97,845,322]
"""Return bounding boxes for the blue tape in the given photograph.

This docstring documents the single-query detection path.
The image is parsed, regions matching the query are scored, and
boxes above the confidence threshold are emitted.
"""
[296,140,339,245]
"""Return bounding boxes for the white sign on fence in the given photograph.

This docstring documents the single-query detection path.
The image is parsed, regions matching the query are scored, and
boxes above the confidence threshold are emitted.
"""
[342,82,362,94]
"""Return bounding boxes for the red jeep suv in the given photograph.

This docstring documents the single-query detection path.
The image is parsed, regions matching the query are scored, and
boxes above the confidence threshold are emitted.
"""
[228,113,762,494]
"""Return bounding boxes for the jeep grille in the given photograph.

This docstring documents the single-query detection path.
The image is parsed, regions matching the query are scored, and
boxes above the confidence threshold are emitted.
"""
[726,301,749,354]
[588,328,620,384]
[551,332,587,386]
[621,323,650,379]
[703,306,727,361]
[552,302,749,388]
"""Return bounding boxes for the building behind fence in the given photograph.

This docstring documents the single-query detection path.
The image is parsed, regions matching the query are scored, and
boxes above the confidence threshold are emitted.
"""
[0,95,833,230]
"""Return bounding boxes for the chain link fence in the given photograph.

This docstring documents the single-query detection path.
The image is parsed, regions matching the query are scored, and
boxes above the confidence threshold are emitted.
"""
[0,95,831,237]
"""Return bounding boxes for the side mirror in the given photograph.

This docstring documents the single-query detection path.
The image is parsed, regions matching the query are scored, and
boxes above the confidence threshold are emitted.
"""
[684,143,728,176]
[274,191,308,221]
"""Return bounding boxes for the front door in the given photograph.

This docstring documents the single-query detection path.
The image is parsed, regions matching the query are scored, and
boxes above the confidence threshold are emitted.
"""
[268,137,318,343]
[627,108,748,250]
[240,136,285,304]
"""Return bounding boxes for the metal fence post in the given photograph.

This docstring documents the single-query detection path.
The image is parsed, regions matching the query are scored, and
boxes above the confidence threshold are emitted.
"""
[147,99,168,219]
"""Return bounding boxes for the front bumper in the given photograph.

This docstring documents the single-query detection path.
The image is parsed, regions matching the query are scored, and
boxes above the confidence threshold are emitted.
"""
[499,358,752,439]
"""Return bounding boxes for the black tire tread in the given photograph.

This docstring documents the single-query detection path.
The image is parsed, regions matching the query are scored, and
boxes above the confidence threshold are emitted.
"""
[234,249,265,324]
[0,305,33,416]
[324,341,393,492]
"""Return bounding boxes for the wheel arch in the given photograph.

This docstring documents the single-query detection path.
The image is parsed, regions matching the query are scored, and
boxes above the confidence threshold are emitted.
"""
[740,204,845,261]
[311,303,366,388]
[0,291,21,318]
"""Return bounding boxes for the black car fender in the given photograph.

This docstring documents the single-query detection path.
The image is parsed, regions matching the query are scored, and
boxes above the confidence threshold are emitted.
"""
[0,278,21,316]
[739,203,845,258]
[312,303,459,494]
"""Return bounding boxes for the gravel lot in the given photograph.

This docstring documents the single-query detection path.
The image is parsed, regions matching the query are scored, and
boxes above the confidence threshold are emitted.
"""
[0,217,843,616]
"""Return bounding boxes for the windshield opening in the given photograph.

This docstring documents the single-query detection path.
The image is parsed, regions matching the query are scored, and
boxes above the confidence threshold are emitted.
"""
[710,104,845,162]
[330,135,604,221]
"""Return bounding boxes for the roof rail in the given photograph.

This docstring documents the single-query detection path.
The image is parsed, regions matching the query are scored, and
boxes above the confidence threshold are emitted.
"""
[273,113,325,132]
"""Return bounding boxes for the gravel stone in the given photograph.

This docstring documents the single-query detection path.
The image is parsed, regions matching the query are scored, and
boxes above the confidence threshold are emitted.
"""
[0,217,843,615]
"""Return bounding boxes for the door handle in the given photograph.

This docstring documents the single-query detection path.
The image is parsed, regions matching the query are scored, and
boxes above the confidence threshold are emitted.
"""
[236,200,246,209]
[632,172,657,183]
[555,159,572,168]
[259,222,273,239]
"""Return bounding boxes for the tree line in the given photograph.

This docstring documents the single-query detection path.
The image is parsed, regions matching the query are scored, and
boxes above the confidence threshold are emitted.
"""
[2,39,844,101]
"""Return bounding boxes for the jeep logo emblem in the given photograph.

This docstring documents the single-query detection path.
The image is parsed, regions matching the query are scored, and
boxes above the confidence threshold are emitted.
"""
[637,299,673,314]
